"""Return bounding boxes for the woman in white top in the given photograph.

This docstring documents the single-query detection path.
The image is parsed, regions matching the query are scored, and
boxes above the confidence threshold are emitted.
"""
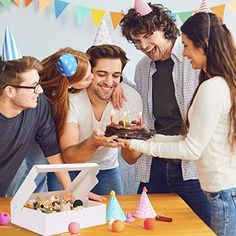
[120,12,236,236]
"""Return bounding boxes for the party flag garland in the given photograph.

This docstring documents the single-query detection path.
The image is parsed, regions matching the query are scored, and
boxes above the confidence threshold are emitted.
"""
[0,1,234,29]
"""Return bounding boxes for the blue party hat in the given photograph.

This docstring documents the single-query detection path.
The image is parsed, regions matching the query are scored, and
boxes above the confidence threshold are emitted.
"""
[2,26,22,61]
[56,53,78,77]
[106,190,126,222]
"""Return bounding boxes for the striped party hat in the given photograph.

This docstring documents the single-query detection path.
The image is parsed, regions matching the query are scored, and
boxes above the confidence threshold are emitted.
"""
[196,0,212,13]
[2,26,22,61]
[134,0,152,16]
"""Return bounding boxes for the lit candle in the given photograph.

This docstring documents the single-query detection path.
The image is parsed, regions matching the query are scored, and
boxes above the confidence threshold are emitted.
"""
[139,111,142,125]
[123,111,127,127]
[113,111,116,124]
[127,110,131,124]
[110,109,114,124]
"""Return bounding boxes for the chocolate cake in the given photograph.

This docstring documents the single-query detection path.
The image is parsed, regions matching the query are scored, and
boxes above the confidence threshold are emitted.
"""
[105,120,155,140]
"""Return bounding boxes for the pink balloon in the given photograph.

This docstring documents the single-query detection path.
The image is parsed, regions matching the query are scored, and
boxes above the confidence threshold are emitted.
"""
[68,222,80,234]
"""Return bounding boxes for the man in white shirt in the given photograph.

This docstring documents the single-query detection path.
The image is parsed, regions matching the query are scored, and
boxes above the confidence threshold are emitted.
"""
[59,44,142,195]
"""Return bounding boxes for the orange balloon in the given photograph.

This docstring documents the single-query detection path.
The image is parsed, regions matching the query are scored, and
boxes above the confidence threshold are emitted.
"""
[112,220,125,232]
[144,218,155,230]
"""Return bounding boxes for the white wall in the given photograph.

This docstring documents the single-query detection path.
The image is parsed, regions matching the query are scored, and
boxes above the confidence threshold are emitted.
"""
[0,0,234,81]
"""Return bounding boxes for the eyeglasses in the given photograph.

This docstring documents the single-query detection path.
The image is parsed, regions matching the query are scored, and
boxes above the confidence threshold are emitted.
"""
[3,82,42,93]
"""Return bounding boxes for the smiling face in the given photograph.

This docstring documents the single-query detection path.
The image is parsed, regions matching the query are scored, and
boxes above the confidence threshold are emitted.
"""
[88,58,122,101]
[182,34,206,71]
[10,69,43,110]
[130,30,173,61]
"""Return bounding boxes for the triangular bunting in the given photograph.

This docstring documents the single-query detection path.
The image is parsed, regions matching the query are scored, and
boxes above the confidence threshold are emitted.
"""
[54,0,69,19]
[76,5,90,26]
[39,0,52,12]
[227,0,236,15]
[13,0,21,6]
[25,0,32,7]
[170,12,177,20]
[91,8,106,28]
[0,0,11,10]
[110,11,124,29]
[210,4,225,19]
[178,11,193,23]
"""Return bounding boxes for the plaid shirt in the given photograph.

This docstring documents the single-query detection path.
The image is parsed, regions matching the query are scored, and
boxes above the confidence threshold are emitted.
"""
[128,37,200,182]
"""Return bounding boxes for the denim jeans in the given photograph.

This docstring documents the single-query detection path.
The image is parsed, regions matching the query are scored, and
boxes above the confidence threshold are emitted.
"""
[6,159,48,196]
[47,167,123,195]
[6,142,48,196]
[205,188,236,236]
[138,157,211,227]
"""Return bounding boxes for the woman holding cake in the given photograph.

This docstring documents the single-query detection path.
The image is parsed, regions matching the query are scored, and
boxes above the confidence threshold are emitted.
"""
[119,12,236,236]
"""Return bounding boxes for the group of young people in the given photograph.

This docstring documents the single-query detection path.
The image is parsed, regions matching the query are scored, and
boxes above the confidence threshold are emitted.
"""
[0,1,235,236]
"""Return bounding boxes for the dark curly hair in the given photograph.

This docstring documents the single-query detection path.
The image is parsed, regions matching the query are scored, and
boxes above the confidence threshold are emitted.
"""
[120,3,180,43]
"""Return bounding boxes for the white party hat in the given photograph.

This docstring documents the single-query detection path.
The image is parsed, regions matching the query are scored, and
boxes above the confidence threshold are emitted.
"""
[93,18,112,46]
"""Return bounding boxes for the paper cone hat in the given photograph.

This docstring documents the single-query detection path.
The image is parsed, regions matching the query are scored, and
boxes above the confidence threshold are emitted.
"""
[93,19,112,46]
[196,0,212,13]
[56,53,78,77]
[106,191,126,222]
[134,0,152,16]
[2,26,22,61]
[133,187,157,218]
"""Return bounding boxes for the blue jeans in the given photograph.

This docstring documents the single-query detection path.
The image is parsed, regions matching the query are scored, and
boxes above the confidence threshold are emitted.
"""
[138,158,211,227]
[47,167,123,195]
[6,142,48,196]
[205,188,236,236]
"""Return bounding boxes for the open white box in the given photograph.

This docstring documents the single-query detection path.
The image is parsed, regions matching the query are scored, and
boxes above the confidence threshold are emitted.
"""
[10,163,106,235]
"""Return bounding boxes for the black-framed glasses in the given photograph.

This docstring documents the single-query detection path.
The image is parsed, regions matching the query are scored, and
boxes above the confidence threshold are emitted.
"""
[3,82,42,93]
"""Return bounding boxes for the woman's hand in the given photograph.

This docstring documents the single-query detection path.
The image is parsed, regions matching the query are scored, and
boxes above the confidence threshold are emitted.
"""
[111,84,127,110]
[117,138,131,149]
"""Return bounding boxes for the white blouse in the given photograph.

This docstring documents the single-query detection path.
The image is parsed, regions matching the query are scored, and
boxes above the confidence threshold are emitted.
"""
[130,76,236,192]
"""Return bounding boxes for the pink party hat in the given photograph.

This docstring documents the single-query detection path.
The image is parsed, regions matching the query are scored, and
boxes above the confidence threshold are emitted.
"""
[133,187,157,218]
[196,0,212,13]
[106,191,126,222]
[134,0,152,16]
[93,18,112,46]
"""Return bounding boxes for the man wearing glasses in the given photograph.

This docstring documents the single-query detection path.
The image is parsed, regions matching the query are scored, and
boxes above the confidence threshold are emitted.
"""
[0,56,71,197]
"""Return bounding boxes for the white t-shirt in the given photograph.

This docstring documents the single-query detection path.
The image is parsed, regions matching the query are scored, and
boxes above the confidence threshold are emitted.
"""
[67,83,143,170]
[130,76,236,192]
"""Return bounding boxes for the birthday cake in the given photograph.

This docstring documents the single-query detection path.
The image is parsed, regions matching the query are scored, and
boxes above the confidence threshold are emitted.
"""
[105,120,155,140]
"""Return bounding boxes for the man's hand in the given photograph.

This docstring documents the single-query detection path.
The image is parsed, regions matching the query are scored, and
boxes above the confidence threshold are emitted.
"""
[87,192,106,202]
[90,129,124,148]
[111,84,127,110]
